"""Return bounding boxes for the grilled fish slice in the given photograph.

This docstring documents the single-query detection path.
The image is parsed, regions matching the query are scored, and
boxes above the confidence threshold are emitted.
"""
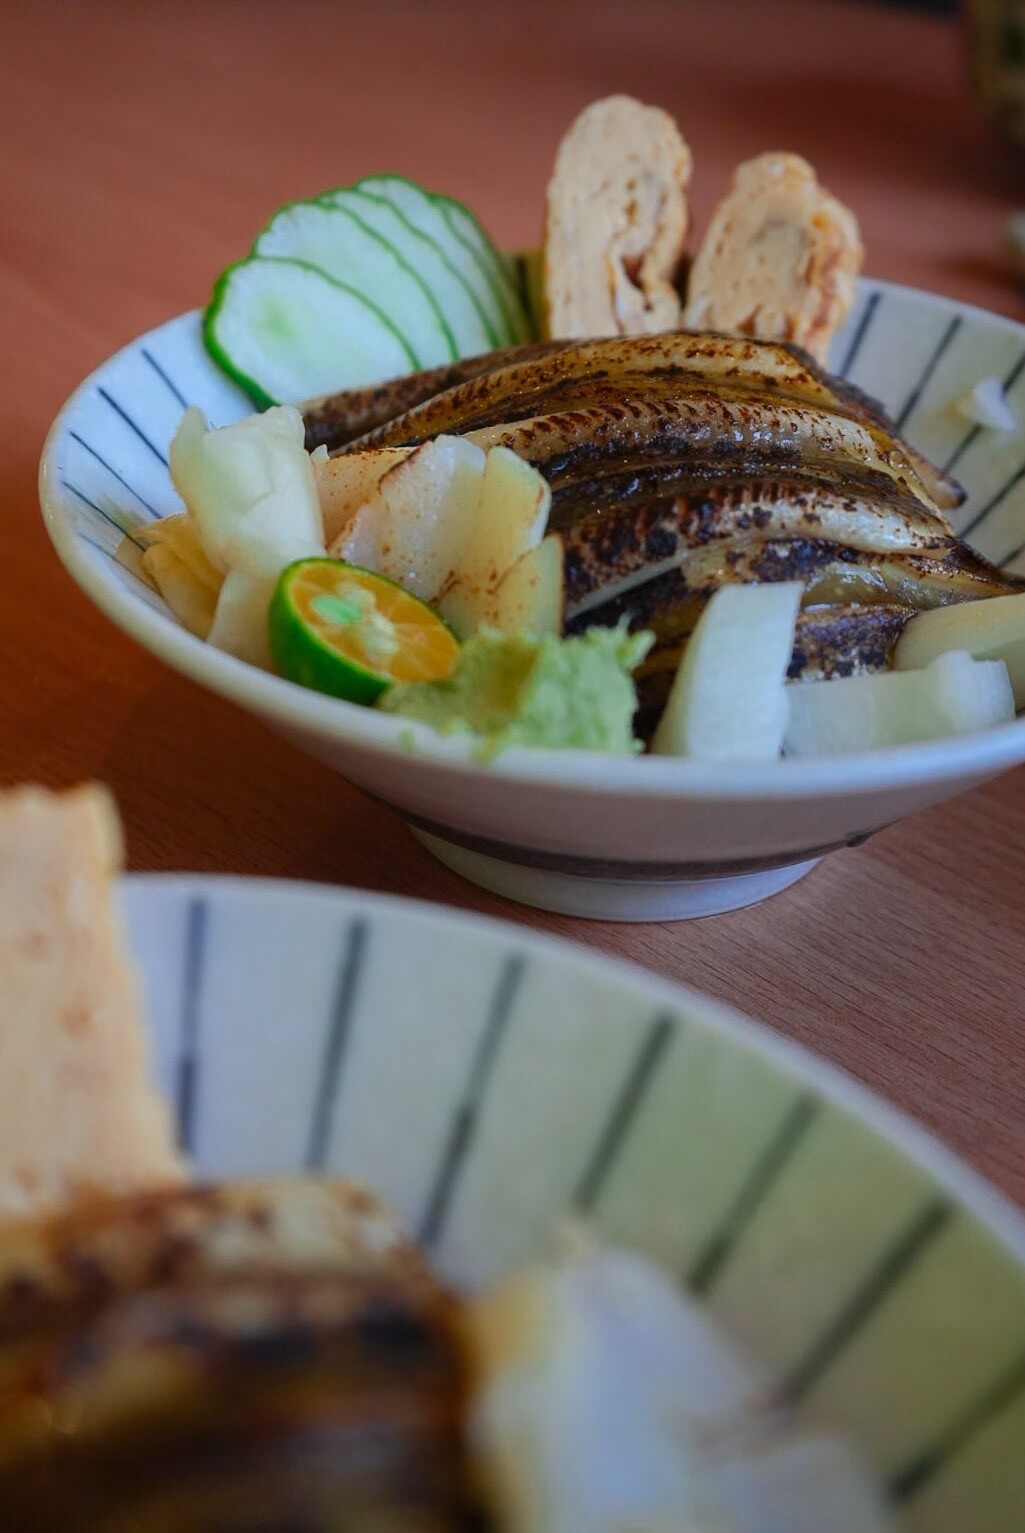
[458,396,955,530]
[563,490,1010,619]
[0,1179,422,1335]
[303,332,1021,724]
[304,339,568,453]
[569,537,1016,640]
[329,332,962,512]
[0,1179,487,1532]
[790,604,911,682]
[560,478,954,613]
[344,332,843,442]
[0,1177,433,1432]
[1,1273,476,1532]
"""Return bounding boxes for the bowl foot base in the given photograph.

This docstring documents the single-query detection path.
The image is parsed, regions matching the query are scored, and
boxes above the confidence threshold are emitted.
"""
[412,830,820,921]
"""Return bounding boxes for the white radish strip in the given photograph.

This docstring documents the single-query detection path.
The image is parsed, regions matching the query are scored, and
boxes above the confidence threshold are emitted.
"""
[895,591,1025,708]
[785,650,1014,757]
[653,583,803,761]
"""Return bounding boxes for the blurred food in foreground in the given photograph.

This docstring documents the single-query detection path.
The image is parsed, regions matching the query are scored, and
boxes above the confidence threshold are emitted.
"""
[0,785,890,1531]
[0,1178,479,1531]
[0,785,182,1220]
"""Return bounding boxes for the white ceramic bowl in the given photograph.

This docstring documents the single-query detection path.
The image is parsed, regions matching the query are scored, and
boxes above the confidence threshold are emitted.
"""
[40,281,1025,920]
[123,873,1025,1529]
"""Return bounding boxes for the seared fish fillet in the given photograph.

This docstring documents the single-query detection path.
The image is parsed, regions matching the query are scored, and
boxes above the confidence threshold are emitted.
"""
[305,333,1021,727]
[684,153,862,363]
[304,340,568,453]
[333,332,961,514]
[0,1179,486,1532]
[543,95,692,339]
[0,786,182,1220]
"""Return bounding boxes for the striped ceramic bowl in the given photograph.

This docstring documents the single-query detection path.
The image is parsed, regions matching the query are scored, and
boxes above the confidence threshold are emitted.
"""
[125,873,1025,1530]
[40,282,1025,920]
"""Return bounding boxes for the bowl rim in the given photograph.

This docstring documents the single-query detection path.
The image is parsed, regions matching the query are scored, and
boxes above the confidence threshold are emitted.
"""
[40,278,1025,804]
[123,869,1025,1270]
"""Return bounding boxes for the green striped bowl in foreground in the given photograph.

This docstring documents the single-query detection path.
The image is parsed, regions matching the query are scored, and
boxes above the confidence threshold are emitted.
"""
[126,874,1025,1531]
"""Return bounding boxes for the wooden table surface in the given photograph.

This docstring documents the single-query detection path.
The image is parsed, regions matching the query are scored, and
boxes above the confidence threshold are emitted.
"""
[2,0,1024,1202]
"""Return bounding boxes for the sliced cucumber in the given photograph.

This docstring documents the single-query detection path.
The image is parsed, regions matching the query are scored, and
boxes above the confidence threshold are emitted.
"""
[435,194,534,343]
[204,256,416,409]
[355,174,509,348]
[321,185,496,358]
[254,200,455,369]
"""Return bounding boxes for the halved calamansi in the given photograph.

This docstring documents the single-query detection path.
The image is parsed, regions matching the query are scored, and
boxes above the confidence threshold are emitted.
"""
[269,558,459,705]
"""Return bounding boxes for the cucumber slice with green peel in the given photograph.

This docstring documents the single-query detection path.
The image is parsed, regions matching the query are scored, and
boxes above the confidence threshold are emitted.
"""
[321,186,496,358]
[254,200,456,369]
[203,256,416,409]
[434,195,534,343]
[355,174,509,348]
[428,192,521,340]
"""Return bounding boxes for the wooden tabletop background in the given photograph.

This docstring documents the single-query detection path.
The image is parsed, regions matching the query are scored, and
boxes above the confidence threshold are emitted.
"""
[2,0,1024,1203]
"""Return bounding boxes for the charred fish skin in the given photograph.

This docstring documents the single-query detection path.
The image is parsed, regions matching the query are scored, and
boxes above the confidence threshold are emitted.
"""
[827,369,964,512]
[569,531,1019,744]
[0,1182,491,1533]
[549,461,954,529]
[788,604,911,682]
[343,332,844,450]
[461,393,951,521]
[329,331,964,512]
[0,1178,429,1342]
[1,1276,482,1532]
[303,340,569,453]
[336,371,956,528]
[567,536,1019,641]
[342,332,841,433]
[564,542,865,646]
[559,478,955,613]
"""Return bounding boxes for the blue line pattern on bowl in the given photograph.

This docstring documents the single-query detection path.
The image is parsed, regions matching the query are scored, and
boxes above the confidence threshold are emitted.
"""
[122,876,1025,1531]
